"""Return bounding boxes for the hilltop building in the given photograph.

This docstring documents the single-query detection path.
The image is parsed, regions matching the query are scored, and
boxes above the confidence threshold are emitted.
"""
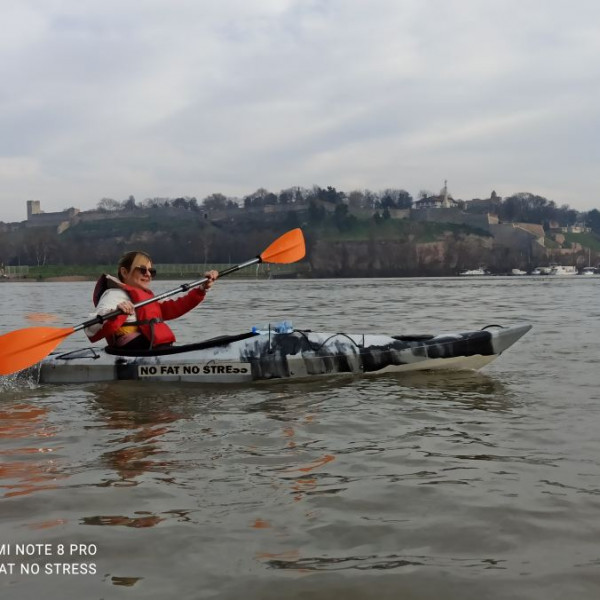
[26,200,79,230]
[414,181,460,209]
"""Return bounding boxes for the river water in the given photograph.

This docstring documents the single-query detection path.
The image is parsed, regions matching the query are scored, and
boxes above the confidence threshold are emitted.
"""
[1,276,599,599]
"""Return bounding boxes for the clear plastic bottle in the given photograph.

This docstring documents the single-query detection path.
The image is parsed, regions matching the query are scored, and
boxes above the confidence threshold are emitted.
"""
[274,320,293,334]
[251,321,293,334]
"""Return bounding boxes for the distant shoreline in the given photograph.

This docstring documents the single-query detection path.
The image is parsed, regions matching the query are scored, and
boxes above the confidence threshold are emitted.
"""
[0,274,297,283]
[1,275,94,282]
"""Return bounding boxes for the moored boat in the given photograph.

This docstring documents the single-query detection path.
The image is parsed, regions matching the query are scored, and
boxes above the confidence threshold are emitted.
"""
[459,267,487,276]
[549,265,577,276]
[36,323,532,384]
[580,267,598,276]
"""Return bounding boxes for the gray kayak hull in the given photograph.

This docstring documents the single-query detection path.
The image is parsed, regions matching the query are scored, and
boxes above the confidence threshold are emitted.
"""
[37,323,532,384]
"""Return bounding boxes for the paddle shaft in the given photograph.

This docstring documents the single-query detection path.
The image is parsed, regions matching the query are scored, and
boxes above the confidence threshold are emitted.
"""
[73,257,261,333]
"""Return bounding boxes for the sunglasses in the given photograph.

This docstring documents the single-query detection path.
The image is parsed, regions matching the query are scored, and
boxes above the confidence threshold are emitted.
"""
[134,266,157,277]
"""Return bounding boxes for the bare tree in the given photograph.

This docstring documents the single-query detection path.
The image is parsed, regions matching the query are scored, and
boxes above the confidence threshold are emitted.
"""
[97,198,121,211]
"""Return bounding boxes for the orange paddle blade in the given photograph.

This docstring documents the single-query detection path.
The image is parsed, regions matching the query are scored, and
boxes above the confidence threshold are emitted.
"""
[260,228,305,264]
[0,326,74,376]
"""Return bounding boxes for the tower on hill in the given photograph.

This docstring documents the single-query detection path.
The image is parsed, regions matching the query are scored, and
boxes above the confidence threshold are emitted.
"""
[26,200,41,220]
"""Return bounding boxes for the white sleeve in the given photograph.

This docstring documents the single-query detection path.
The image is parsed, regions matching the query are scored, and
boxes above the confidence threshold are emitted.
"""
[84,288,135,338]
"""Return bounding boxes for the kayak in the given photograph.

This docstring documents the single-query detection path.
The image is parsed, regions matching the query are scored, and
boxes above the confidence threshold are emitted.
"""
[37,323,532,384]
[36,322,532,384]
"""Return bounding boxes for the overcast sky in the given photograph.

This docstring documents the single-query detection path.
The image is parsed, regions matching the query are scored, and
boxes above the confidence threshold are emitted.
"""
[2,0,600,223]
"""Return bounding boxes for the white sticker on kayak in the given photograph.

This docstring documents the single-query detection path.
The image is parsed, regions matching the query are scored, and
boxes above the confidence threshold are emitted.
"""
[138,362,250,377]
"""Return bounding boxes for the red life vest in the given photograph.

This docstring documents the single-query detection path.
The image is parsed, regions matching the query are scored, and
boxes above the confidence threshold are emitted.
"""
[89,274,206,348]
[120,284,176,347]
[89,277,175,347]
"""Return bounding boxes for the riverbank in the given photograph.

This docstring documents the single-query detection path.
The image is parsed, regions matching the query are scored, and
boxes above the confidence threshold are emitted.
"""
[1,275,95,282]
[2,262,306,281]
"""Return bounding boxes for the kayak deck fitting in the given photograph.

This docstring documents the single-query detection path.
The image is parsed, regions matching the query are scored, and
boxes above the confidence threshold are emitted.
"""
[36,323,532,384]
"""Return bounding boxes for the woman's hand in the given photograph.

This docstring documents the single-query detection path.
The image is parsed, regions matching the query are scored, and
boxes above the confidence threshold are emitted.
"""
[202,270,219,291]
[117,300,135,315]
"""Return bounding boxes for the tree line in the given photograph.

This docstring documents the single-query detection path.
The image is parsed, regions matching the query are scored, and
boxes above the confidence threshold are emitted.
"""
[96,186,414,213]
[94,187,598,232]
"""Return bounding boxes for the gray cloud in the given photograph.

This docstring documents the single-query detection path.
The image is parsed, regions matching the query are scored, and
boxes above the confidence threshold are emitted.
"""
[2,0,600,222]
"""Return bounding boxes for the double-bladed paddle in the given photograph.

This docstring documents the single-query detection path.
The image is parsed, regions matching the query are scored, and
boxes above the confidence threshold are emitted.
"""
[0,228,305,376]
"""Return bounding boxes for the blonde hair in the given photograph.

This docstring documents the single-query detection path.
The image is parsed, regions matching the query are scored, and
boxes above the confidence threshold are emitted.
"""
[117,251,152,282]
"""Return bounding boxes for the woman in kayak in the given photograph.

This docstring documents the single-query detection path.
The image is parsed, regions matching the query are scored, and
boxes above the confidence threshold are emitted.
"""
[85,251,218,350]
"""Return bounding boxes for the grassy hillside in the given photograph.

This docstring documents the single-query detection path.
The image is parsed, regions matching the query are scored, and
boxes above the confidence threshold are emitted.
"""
[318,219,492,242]
[563,231,600,251]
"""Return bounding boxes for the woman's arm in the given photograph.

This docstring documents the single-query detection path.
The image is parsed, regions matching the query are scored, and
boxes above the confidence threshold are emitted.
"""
[159,270,218,321]
[159,288,206,321]
[84,289,132,339]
